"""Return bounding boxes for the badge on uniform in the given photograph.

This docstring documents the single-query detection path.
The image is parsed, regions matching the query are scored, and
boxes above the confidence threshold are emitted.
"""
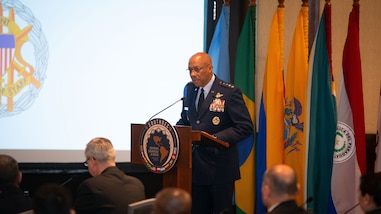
[209,92,225,112]
[212,116,220,125]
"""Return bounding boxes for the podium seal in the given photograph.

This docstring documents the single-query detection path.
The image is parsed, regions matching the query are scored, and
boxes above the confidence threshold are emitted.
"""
[139,118,180,174]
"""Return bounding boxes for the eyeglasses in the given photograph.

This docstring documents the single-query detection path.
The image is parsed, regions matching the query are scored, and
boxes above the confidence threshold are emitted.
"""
[83,157,91,167]
[186,65,209,72]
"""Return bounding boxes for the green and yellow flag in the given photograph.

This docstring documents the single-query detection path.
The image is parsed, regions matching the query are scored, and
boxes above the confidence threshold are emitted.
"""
[233,5,256,214]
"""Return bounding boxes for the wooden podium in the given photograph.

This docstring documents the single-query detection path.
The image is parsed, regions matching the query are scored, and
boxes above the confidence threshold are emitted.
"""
[131,123,228,194]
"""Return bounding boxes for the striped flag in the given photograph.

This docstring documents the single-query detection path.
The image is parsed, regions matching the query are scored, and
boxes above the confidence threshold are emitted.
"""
[233,5,256,214]
[375,82,381,172]
[284,4,309,206]
[256,5,285,213]
[208,5,230,82]
[0,34,15,75]
[331,3,365,214]
[305,4,337,213]
[0,34,15,107]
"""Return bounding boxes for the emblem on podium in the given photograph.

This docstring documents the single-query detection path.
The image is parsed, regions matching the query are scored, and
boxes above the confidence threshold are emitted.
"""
[139,118,180,174]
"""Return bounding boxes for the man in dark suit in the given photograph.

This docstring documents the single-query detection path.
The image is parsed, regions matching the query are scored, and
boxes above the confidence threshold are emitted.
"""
[0,154,33,214]
[177,52,254,214]
[74,137,146,214]
[261,164,308,214]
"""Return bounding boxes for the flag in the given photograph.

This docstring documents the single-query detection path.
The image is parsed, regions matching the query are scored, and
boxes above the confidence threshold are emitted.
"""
[0,34,16,108]
[305,5,337,213]
[233,5,256,214]
[284,4,308,206]
[375,82,381,172]
[331,4,365,214]
[256,96,266,214]
[208,5,230,82]
[256,5,285,214]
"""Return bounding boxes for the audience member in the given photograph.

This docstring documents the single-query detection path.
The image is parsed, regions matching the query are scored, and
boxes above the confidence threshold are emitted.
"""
[0,154,33,213]
[33,183,75,214]
[74,137,146,214]
[358,172,381,213]
[152,187,191,214]
[261,164,308,214]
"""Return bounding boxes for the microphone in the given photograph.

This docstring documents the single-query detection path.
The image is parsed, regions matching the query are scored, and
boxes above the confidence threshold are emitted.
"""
[299,196,313,208]
[59,175,76,187]
[148,97,184,121]
[343,203,360,214]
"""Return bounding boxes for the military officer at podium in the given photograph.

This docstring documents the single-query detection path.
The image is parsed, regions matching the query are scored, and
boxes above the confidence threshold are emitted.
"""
[177,52,254,214]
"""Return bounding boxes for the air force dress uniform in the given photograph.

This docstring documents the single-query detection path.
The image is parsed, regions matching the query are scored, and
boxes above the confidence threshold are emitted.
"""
[177,75,254,213]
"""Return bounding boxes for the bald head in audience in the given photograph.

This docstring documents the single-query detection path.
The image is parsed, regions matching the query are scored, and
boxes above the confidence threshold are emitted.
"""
[152,187,191,214]
[261,164,308,213]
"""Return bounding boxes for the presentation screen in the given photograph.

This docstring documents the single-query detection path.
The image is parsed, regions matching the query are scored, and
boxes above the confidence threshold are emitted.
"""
[0,0,204,162]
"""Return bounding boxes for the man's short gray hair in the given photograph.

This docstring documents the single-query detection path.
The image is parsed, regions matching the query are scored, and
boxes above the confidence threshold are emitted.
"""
[85,137,116,163]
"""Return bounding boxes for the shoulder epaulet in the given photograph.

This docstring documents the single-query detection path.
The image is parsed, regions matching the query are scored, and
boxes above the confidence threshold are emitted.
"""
[218,80,235,89]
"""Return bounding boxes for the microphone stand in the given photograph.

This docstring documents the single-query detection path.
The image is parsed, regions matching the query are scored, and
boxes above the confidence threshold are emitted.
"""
[60,177,72,186]
[148,97,184,121]
[299,196,313,208]
[343,203,360,214]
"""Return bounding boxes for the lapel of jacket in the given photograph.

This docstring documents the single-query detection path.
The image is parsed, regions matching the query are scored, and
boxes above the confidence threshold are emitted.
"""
[188,86,198,117]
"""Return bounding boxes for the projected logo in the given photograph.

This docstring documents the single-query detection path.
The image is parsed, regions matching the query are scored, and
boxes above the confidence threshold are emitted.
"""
[140,118,180,174]
[0,1,48,117]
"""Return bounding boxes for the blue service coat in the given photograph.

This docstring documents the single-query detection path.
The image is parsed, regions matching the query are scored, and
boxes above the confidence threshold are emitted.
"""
[177,76,254,185]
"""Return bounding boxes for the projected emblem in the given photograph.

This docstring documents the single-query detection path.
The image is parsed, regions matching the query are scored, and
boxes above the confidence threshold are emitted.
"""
[0,1,48,117]
[140,118,180,174]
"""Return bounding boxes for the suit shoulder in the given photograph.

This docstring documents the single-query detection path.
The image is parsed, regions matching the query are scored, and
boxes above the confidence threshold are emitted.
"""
[186,81,194,87]
[184,81,196,90]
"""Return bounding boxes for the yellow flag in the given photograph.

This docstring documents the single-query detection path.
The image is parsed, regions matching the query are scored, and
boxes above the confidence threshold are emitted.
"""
[284,5,309,205]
